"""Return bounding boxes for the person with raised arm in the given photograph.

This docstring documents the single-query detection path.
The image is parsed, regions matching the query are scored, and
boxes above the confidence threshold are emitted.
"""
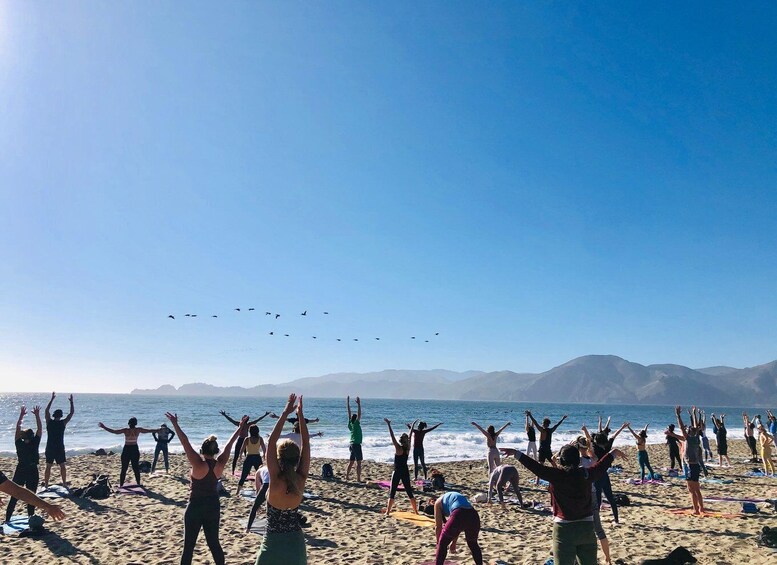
[43,392,74,488]
[166,412,246,565]
[526,411,567,467]
[743,412,759,462]
[151,423,176,474]
[699,411,714,462]
[219,410,271,475]
[255,394,310,564]
[384,418,419,517]
[0,468,65,524]
[767,409,777,436]
[626,423,655,481]
[664,424,683,470]
[500,442,625,565]
[98,418,162,487]
[5,406,43,523]
[710,413,730,467]
[236,424,267,492]
[525,413,538,460]
[433,491,483,565]
[580,426,613,565]
[407,419,443,480]
[471,420,511,476]
[676,405,704,515]
[346,395,363,482]
[592,422,627,524]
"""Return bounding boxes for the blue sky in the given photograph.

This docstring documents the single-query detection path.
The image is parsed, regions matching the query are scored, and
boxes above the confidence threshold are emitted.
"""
[1,2,776,393]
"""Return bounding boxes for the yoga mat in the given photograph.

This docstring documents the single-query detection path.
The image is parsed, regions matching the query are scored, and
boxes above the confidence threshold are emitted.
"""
[420,561,457,565]
[700,477,734,484]
[116,484,147,495]
[391,511,435,527]
[624,478,667,486]
[238,517,267,535]
[37,485,70,499]
[371,480,422,491]
[668,508,742,518]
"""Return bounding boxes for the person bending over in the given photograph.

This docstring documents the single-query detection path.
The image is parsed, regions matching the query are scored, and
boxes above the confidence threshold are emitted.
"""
[434,492,483,565]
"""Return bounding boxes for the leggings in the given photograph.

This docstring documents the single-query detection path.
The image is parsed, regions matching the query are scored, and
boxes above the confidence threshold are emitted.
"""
[763,448,775,475]
[701,435,713,459]
[552,520,597,565]
[238,454,263,487]
[590,487,606,540]
[487,446,501,475]
[121,444,141,486]
[526,441,538,460]
[637,450,655,480]
[182,495,224,565]
[668,445,681,469]
[232,436,245,474]
[152,442,169,472]
[413,446,427,480]
[435,507,483,565]
[246,483,269,532]
[5,464,39,522]
[594,473,619,523]
[389,465,414,499]
[747,436,758,458]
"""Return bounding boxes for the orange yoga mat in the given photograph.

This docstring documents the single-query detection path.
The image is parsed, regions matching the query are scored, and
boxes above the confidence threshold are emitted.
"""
[391,511,436,527]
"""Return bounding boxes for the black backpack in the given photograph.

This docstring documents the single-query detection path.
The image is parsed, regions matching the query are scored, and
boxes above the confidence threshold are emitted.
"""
[321,463,334,479]
[614,493,630,506]
[139,461,152,473]
[756,526,777,548]
[81,474,112,499]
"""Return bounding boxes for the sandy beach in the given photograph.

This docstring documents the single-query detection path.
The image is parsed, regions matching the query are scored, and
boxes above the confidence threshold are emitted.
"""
[1,438,775,564]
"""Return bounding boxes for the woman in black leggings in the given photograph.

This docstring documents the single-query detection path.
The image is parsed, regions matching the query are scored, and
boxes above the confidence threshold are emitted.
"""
[383,418,418,516]
[166,411,246,565]
[219,410,270,474]
[99,418,160,486]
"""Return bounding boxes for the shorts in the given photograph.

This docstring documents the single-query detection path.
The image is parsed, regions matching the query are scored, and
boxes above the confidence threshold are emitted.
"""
[684,463,701,482]
[46,445,66,465]
[538,446,553,464]
[349,443,363,462]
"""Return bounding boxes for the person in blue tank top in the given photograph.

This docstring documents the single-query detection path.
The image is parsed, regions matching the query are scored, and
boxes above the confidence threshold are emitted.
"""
[433,492,482,565]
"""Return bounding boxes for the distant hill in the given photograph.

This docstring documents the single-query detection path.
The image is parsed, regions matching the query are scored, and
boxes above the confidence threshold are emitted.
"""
[131,356,777,405]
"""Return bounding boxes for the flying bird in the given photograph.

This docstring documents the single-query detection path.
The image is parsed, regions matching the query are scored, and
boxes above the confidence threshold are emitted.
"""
[235,308,241,312]
[248,308,255,311]
[191,314,197,317]
[275,314,280,319]
[212,315,218,318]
[269,332,274,335]
[301,311,307,316]
[312,336,317,339]
[185,314,191,317]
[353,338,358,341]
[336,339,341,341]
[425,340,429,343]
[411,337,416,339]
[375,338,380,340]
[323,312,329,315]
[265,312,272,316]
[168,315,175,319]
[435,332,439,336]
[284,334,290,337]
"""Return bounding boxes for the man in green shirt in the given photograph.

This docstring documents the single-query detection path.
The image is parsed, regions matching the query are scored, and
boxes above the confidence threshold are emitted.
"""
[346,396,363,481]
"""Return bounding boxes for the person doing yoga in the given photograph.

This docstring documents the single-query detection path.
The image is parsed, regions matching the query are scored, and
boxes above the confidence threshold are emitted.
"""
[626,423,655,480]
[408,420,442,480]
[665,424,682,470]
[43,392,74,488]
[699,411,714,462]
[346,396,363,482]
[384,418,419,517]
[527,411,567,465]
[237,424,266,491]
[487,464,523,509]
[98,418,161,487]
[592,422,626,525]
[6,406,42,524]
[743,412,759,462]
[219,410,271,475]
[757,424,775,476]
[676,406,705,515]
[710,413,730,467]
[245,465,270,533]
[579,428,613,565]
[500,443,625,565]
[255,394,310,565]
[471,420,510,476]
[434,492,483,565]
[151,423,176,473]
[166,412,246,565]
[525,413,538,460]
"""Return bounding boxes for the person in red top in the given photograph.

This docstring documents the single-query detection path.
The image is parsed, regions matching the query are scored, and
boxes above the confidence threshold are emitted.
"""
[501,444,625,565]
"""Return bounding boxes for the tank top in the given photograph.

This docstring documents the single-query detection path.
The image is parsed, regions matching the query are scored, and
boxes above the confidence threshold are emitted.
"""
[46,419,66,447]
[190,459,219,499]
[527,426,536,442]
[394,451,409,470]
[685,435,701,464]
[266,503,301,533]
[245,437,262,455]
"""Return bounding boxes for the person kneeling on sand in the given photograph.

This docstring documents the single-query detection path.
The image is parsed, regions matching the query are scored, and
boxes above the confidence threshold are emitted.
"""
[434,491,483,565]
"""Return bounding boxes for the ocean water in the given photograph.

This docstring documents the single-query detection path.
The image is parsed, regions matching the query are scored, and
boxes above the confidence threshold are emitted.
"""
[0,393,761,463]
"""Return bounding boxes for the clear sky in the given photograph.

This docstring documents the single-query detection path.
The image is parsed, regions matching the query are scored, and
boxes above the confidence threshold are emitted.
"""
[1,2,776,393]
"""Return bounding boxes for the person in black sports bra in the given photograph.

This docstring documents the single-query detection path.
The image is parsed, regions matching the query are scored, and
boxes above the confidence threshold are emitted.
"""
[384,418,419,517]
[665,424,682,470]
[166,411,247,565]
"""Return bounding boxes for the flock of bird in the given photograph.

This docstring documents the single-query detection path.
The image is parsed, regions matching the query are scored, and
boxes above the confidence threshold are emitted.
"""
[166,309,440,343]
